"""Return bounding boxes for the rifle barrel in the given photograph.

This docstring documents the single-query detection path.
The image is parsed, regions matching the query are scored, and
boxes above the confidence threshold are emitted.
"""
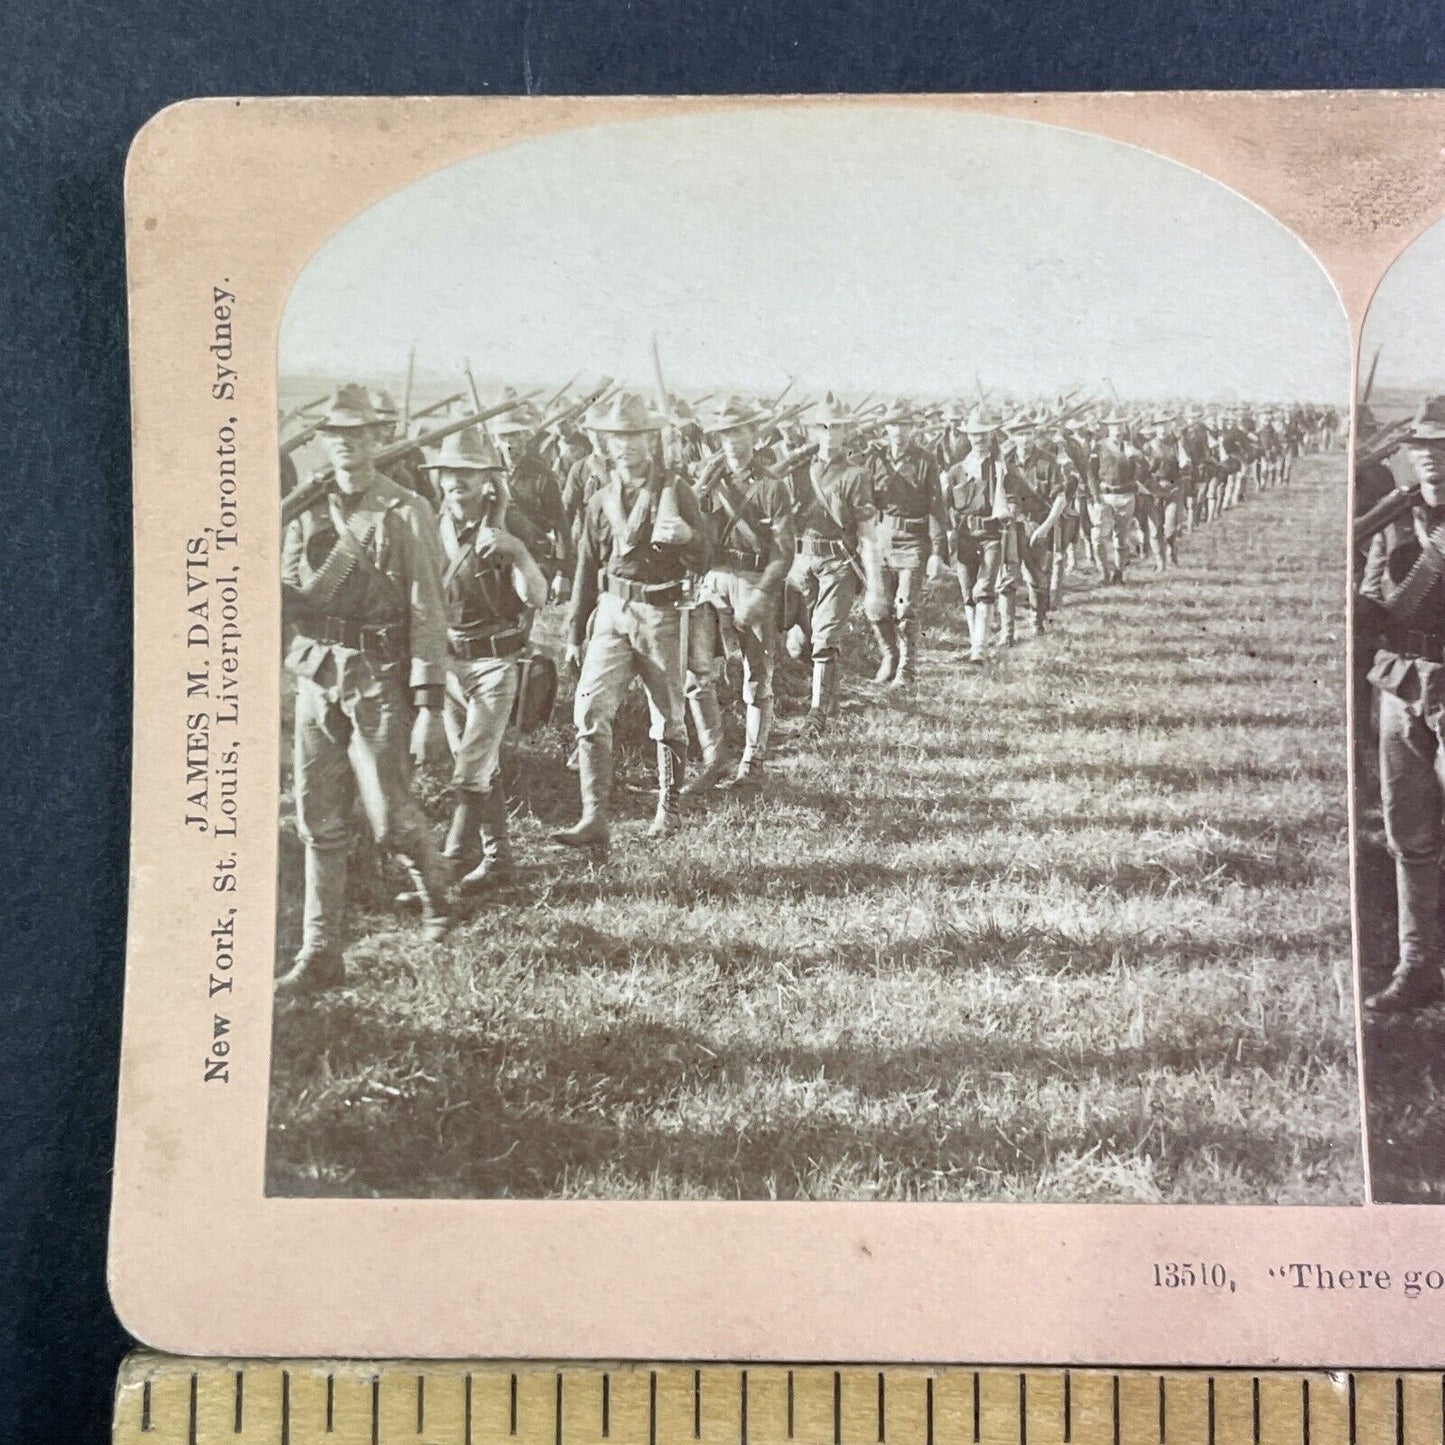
[412,390,466,424]
[282,394,540,526]
[1354,485,1420,547]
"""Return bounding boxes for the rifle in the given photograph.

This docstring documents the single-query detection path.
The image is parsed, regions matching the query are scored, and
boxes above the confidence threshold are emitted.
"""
[651,335,672,418]
[281,393,541,526]
[1357,418,1412,471]
[542,373,580,411]
[1354,485,1421,547]
[464,359,485,414]
[768,377,796,409]
[412,391,466,427]
[281,390,464,457]
[756,398,816,446]
[280,415,329,456]
[506,378,617,474]
[401,346,417,436]
[280,392,329,429]
[769,442,818,477]
[1361,347,1382,411]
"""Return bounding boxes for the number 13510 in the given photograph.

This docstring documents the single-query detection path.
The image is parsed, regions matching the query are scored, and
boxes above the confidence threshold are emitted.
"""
[1152,1263,1237,1293]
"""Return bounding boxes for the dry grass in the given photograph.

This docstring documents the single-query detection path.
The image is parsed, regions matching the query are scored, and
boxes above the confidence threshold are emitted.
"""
[267,455,1361,1201]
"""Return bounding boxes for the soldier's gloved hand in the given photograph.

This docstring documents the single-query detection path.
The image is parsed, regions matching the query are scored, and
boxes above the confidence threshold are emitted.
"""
[925,553,942,582]
[410,708,450,769]
[549,572,570,604]
[564,642,584,673]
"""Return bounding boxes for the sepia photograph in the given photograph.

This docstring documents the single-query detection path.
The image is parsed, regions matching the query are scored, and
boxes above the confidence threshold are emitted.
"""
[1353,214,1445,1201]
[265,108,1359,1203]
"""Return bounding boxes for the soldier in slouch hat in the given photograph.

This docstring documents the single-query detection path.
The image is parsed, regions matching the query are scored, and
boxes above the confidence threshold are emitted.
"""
[682,396,797,792]
[277,384,453,995]
[554,391,712,852]
[491,391,574,590]
[865,400,949,687]
[782,395,879,736]
[421,426,548,896]
[1360,395,1445,1014]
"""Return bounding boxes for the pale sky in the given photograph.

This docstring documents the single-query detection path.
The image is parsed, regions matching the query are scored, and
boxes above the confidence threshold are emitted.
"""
[281,106,1348,403]
[1362,216,1445,391]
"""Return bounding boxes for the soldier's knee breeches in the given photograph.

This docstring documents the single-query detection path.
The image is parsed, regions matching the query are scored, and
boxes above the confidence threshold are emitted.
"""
[1379,691,1445,864]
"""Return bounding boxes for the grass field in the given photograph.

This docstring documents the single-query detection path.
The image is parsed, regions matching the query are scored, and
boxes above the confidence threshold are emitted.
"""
[267,454,1363,1202]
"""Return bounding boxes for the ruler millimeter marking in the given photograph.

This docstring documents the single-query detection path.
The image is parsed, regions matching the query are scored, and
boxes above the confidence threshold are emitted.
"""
[113,1358,1445,1445]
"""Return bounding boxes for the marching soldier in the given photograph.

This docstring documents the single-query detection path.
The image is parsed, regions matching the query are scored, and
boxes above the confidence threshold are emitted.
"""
[1088,411,1141,585]
[554,392,712,852]
[277,385,453,995]
[1140,421,1183,571]
[1000,430,1070,636]
[369,388,439,509]
[1045,432,1087,608]
[682,396,797,792]
[866,401,949,686]
[1359,396,1445,1015]
[783,396,878,735]
[421,428,548,895]
[942,409,1008,664]
[491,394,574,592]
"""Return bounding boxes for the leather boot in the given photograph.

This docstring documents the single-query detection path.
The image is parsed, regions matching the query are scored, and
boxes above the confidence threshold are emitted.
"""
[725,699,773,792]
[681,685,730,795]
[287,844,348,992]
[459,783,514,895]
[1367,858,1445,1015]
[443,789,486,873]
[801,659,836,738]
[966,602,993,665]
[870,619,899,684]
[1365,965,1445,1016]
[395,828,453,944]
[274,944,346,997]
[1029,579,1049,636]
[552,736,612,853]
[398,789,483,907]
[997,592,1016,649]
[648,741,684,837]
[889,620,916,687]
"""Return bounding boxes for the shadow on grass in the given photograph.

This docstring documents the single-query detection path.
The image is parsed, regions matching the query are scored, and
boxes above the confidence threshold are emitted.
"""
[266,1002,1349,1200]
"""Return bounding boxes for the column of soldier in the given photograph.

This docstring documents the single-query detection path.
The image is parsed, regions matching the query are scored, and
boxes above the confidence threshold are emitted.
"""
[276,377,1335,995]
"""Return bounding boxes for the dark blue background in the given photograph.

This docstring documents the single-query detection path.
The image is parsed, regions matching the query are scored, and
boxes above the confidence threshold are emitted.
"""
[0,2,1437,1439]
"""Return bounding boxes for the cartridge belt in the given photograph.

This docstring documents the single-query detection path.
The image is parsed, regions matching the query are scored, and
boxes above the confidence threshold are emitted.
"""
[886,514,931,536]
[448,624,527,661]
[297,614,404,659]
[721,547,769,572]
[1384,627,1445,662]
[605,575,685,605]
[797,536,851,558]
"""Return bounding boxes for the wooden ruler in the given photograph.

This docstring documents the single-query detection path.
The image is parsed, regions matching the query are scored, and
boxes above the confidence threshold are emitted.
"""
[114,1358,1445,1445]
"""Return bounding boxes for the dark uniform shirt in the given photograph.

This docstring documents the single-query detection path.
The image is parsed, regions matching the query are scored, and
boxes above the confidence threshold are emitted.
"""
[874,444,948,544]
[1092,441,1142,500]
[791,452,877,543]
[566,468,712,646]
[506,453,572,569]
[1362,507,1445,699]
[438,513,537,636]
[697,457,795,575]
[281,469,448,691]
